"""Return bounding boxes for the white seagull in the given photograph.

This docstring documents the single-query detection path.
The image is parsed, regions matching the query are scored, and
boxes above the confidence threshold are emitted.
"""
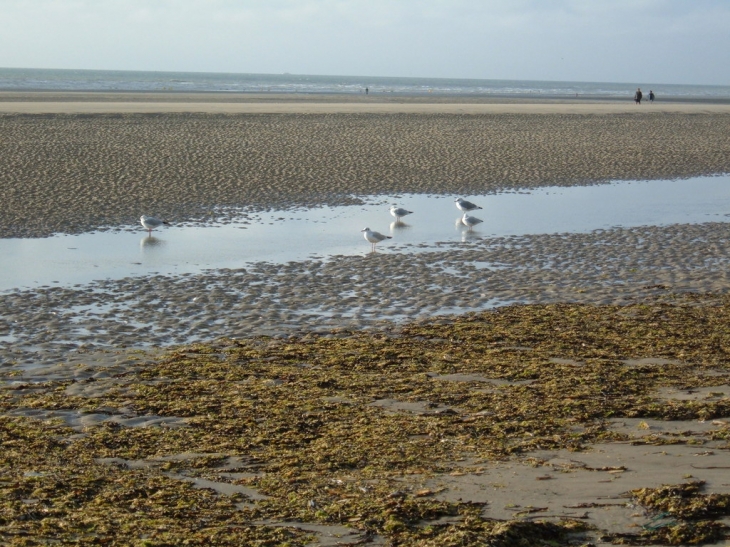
[455,197,482,213]
[461,213,483,231]
[140,215,170,236]
[361,227,392,252]
[389,205,413,221]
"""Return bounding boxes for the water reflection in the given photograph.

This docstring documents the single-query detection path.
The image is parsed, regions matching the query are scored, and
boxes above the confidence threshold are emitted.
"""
[140,235,165,250]
[389,220,411,232]
[2,176,730,292]
[462,213,484,232]
[461,230,482,242]
[455,214,484,241]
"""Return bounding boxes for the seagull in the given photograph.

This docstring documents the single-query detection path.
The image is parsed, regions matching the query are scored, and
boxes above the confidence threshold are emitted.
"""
[140,215,170,236]
[455,197,482,213]
[389,205,413,221]
[361,227,392,252]
[461,213,483,231]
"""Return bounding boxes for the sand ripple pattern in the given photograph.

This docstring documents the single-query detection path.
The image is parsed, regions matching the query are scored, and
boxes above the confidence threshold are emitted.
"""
[2,222,729,368]
[1,113,730,238]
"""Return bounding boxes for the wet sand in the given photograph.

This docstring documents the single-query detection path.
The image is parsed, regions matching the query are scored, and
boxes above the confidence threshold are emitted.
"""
[2,93,730,545]
[4,99,730,115]
[1,93,729,238]
[3,221,730,367]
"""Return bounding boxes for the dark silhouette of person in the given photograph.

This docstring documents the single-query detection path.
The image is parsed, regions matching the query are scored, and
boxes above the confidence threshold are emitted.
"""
[649,90,655,102]
[634,88,643,104]
[365,87,369,95]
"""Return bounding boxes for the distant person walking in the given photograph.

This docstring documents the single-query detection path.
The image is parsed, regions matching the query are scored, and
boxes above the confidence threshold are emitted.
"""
[365,87,369,95]
[649,90,655,103]
[634,88,643,104]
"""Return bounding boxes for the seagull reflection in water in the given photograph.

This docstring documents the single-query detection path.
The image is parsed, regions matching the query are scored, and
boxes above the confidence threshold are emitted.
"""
[461,229,481,243]
[140,235,165,250]
[389,219,411,232]
[461,213,483,232]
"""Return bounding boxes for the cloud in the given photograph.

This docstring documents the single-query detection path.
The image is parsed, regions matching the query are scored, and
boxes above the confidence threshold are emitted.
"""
[0,0,728,84]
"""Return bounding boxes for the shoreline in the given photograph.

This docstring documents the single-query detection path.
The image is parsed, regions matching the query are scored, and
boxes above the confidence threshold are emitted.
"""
[3,89,730,101]
[2,90,730,113]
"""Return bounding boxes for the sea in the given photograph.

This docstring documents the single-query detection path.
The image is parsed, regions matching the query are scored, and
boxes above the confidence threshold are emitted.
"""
[1,67,730,100]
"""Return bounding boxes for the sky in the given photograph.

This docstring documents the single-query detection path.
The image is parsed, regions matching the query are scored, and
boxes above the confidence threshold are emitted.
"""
[1,0,729,85]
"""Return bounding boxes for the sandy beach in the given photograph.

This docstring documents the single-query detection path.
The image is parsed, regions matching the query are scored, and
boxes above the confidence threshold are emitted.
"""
[2,93,730,545]
[1,93,729,238]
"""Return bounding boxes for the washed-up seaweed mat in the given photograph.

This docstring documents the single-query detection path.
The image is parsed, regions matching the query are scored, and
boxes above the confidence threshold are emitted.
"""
[2,293,730,545]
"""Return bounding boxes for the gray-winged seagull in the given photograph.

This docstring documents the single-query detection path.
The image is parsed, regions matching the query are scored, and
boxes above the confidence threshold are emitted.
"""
[361,227,392,252]
[140,215,170,236]
[455,197,482,213]
[389,205,413,221]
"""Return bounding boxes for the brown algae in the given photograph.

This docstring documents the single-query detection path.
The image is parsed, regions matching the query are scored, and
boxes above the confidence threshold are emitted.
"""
[2,294,730,545]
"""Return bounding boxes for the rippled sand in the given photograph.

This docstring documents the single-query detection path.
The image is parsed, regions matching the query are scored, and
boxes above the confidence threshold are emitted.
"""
[1,96,729,238]
[3,222,729,367]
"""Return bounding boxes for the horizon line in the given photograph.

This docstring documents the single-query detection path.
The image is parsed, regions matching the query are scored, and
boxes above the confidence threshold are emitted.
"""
[1,66,727,89]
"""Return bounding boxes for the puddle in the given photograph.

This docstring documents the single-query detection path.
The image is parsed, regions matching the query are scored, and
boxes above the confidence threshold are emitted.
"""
[369,398,456,415]
[656,385,730,401]
[424,443,730,536]
[1,175,729,292]
[426,373,535,386]
[164,473,269,500]
[253,520,374,546]
[5,408,189,430]
[94,455,269,500]
[608,417,728,437]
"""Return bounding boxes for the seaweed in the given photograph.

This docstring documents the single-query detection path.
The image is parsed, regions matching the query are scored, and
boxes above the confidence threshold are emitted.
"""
[2,294,730,545]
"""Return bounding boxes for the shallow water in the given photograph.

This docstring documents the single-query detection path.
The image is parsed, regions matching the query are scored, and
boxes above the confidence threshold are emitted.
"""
[1,175,728,293]
[5,68,730,98]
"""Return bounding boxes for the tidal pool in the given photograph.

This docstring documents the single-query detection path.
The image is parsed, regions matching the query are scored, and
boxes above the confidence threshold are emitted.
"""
[1,175,728,292]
